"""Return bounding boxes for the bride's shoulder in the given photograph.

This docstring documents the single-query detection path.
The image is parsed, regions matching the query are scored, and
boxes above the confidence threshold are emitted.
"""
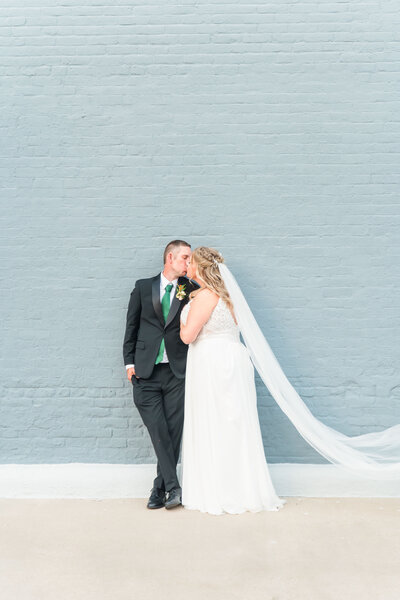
[191,288,219,308]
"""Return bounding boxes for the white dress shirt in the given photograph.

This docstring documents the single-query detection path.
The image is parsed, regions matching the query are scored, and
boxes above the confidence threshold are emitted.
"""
[126,272,179,370]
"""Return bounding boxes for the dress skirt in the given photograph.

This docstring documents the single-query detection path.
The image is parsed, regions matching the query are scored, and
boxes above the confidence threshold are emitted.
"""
[180,332,286,515]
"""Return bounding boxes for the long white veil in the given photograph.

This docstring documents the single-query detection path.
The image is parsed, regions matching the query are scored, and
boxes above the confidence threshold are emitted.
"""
[218,263,400,480]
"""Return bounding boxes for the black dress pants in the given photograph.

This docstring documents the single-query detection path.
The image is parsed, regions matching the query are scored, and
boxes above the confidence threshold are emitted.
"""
[132,363,185,493]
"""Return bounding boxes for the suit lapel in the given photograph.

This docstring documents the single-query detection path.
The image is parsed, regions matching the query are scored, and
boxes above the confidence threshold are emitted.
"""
[164,276,187,329]
[152,274,164,326]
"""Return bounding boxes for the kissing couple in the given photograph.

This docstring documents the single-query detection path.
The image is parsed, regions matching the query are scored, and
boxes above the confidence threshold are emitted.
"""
[123,240,400,516]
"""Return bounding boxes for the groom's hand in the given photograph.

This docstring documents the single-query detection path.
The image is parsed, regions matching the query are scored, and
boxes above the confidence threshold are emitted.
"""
[127,367,137,381]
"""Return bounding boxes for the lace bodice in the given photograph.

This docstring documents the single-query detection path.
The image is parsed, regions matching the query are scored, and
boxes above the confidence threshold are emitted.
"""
[181,297,240,342]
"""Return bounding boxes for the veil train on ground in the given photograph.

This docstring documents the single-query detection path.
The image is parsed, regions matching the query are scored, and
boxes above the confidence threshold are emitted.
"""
[218,263,400,481]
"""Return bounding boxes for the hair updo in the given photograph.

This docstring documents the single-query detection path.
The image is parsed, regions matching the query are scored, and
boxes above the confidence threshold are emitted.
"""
[190,246,233,312]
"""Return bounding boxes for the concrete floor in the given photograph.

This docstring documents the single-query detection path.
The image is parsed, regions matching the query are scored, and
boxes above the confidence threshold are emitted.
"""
[0,498,399,600]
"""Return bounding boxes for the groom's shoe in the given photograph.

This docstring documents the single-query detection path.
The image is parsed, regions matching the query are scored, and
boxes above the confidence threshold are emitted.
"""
[164,487,182,510]
[147,487,166,509]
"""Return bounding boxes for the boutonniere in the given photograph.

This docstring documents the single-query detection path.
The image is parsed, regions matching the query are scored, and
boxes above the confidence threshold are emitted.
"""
[176,284,187,301]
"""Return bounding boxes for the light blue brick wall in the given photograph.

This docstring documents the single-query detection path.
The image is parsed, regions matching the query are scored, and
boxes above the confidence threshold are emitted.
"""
[1,0,399,464]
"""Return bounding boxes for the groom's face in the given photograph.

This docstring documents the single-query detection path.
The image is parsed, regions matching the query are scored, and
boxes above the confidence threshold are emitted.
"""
[169,245,192,277]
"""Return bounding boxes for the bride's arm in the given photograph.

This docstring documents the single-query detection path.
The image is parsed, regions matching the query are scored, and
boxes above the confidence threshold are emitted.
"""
[180,289,219,344]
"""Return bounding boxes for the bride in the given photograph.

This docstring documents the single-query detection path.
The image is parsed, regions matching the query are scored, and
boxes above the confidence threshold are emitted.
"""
[180,247,285,515]
[179,247,400,516]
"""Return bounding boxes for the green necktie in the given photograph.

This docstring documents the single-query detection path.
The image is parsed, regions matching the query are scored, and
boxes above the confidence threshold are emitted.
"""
[155,283,173,364]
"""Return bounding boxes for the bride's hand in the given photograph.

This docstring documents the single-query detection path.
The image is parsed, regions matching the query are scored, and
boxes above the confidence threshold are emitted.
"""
[180,289,219,344]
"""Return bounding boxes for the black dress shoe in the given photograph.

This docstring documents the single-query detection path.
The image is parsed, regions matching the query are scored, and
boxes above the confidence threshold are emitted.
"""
[164,487,182,510]
[147,487,166,509]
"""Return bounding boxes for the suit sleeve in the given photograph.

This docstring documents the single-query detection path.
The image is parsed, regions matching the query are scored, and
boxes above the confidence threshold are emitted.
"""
[123,282,142,366]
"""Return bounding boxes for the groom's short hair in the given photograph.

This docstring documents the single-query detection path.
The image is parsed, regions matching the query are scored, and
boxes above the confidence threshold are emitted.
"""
[163,240,191,264]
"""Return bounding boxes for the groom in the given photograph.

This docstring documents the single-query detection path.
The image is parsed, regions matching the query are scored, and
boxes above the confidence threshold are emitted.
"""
[123,240,198,509]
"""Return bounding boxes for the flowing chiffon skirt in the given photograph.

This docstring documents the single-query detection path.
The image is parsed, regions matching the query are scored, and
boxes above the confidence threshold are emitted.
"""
[181,333,286,515]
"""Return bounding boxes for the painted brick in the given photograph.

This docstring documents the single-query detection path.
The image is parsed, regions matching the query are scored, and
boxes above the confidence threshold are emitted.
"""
[1,0,399,465]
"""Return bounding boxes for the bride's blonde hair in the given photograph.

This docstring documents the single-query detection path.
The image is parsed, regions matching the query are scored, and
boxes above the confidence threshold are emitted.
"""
[190,247,233,312]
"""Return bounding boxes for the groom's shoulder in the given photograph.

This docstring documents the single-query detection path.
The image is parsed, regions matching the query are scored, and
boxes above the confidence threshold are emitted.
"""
[131,273,159,291]
[180,276,200,292]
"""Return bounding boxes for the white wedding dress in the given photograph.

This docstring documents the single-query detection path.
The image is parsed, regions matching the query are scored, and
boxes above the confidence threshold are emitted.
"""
[179,264,400,515]
[180,297,286,515]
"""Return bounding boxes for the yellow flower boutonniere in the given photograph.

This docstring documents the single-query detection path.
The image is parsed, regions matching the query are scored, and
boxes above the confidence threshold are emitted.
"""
[176,284,187,301]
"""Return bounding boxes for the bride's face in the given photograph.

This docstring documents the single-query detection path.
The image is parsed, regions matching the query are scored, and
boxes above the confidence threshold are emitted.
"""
[186,257,197,280]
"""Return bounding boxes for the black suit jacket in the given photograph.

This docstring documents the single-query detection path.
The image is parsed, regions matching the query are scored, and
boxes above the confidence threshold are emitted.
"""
[123,274,199,379]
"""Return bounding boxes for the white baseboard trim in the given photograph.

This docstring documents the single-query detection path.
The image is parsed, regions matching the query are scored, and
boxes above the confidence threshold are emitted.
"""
[0,463,398,499]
